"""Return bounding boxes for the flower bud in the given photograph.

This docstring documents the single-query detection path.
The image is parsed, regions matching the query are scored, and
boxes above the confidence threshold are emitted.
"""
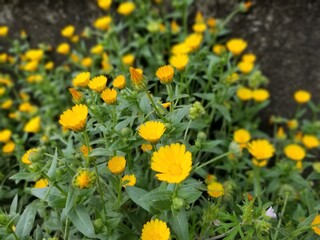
[28,163,41,172]
[28,149,43,162]
[94,218,104,231]
[188,101,205,120]
[121,127,132,137]
[229,141,242,158]
[278,184,295,201]
[172,197,185,210]
[197,132,207,142]
[313,162,320,173]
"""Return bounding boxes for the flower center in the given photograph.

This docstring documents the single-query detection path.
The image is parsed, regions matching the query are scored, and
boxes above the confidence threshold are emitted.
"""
[169,164,182,176]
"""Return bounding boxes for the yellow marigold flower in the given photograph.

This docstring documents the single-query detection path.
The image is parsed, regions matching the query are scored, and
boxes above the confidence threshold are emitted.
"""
[226,38,247,55]
[97,0,112,10]
[295,131,303,142]
[184,33,203,51]
[80,145,92,157]
[113,75,126,89]
[171,43,191,55]
[117,2,136,16]
[19,102,34,113]
[151,143,192,183]
[0,77,13,87]
[122,174,136,187]
[213,44,226,55]
[207,182,224,198]
[88,75,107,92]
[27,74,43,83]
[170,20,180,34]
[61,25,75,38]
[312,214,320,236]
[59,104,88,131]
[252,89,270,102]
[24,60,39,72]
[141,143,153,152]
[22,148,39,164]
[73,72,90,87]
[242,53,256,63]
[195,11,204,22]
[169,54,189,71]
[141,219,170,240]
[248,139,275,161]
[2,141,15,154]
[1,99,13,109]
[34,179,48,188]
[94,16,112,31]
[156,65,174,84]
[8,111,20,120]
[287,119,298,130]
[101,88,117,105]
[237,87,253,101]
[207,17,216,28]
[284,144,305,161]
[24,116,41,133]
[129,67,144,86]
[302,135,319,149]
[71,35,79,43]
[108,156,126,174]
[0,26,9,37]
[122,54,135,66]
[238,61,254,74]
[233,129,251,148]
[276,127,286,140]
[73,169,96,189]
[138,121,166,143]
[192,23,207,33]
[19,92,29,101]
[0,53,8,63]
[45,61,54,70]
[70,53,79,63]
[0,129,12,143]
[0,87,5,96]
[81,57,92,68]
[294,90,311,104]
[161,102,171,109]
[57,43,70,55]
[25,49,44,61]
[91,44,104,55]
[68,88,83,102]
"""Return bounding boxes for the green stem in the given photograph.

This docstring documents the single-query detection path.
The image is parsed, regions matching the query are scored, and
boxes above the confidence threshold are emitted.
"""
[166,84,174,112]
[194,152,230,172]
[145,88,167,122]
[253,166,261,196]
[94,162,107,217]
[41,172,67,196]
[64,217,70,240]
[116,175,123,209]
[274,193,288,240]
[184,120,192,141]
[83,131,91,167]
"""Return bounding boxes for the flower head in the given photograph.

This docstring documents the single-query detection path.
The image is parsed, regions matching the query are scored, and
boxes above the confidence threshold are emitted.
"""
[91,44,104,55]
[226,38,247,55]
[73,169,96,189]
[88,75,107,92]
[0,129,12,143]
[0,26,9,37]
[122,174,136,187]
[57,43,70,55]
[169,54,189,71]
[97,0,112,10]
[22,148,39,164]
[141,219,170,240]
[252,89,270,102]
[108,156,126,174]
[1,99,13,109]
[151,143,192,183]
[113,75,126,89]
[59,104,88,131]
[294,90,311,104]
[287,119,298,130]
[312,214,320,236]
[213,44,226,55]
[129,67,144,86]
[207,182,224,198]
[141,143,153,152]
[2,141,15,154]
[117,2,136,16]
[122,54,135,66]
[138,121,166,143]
[284,144,305,161]
[101,88,117,105]
[69,88,83,103]
[24,116,41,133]
[184,33,203,51]
[233,129,251,148]
[94,16,112,30]
[80,145,92,157]
[34,179,49,188]
[238,61,254,74]
[237,87,253,101]
[156,65,174,84]
[61,25,75,38]
[25,49,44,61]
[242,53,256,63]
[171,43,191,55]
[73,72,90,87]
[302,135,319,149]
[81,57,92,68]
[248,139,275,162]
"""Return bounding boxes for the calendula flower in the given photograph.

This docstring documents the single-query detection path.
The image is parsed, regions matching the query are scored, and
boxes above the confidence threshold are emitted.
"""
[284,144,305,161]
[81,57,92,68]
[108,156,126,174]
[25,49,44,61]
[80,145,92,157]
[2,141,15,154]
[45,61,54,70]
[242,53,256,63]
[252,89,270,102]
[161,102,171,109]
[156,65,174,84]
[184,33,203,51]
[287,119,298,130]
[122,174,136,187]
[0,53,7,63]
[170,20,180,34]
[22,148,39,164]
[113,75,126,89]
[24,116,41,133]
[233,129,251,148]
[192,22,207,33]
[0,129,12,143]
[34,179,49,188]
[169,54,189,71]
[88,75,107,92]
[213,44,226,55]
[0,26,9,37]
[0,87,5,96]
[71,35,79,43]
[237,87,253,101]
[141,219,170,240]
[138,121,166,143]
[61,25,75,38]
[122,54,135,66]
[276,127,286,140]
[101,88,117,104]
[207,17,216,28]
[24,60,39,72]
[94,16,112,30]
[248,139,275,166]
[73,169,96,189]
[141,143,153,152]
[302,135,319,149]
[69,88,83,102]
[73,72,90,87]
[59,104,88,131]
[226,38,247,55]
[117,2,136,16]
[129,67,144,86]
[294,90,311,104]
[97,0,112,10]
[312,214,320,236]
[171,43,191,55]
[27,74,43,83]
[151,143,192,183]
[207,182,224,198]
[238,61,254,74]
[1,99,13,109]
[71,53,79,63]
[57,43,70,55]
[91,44,104,55]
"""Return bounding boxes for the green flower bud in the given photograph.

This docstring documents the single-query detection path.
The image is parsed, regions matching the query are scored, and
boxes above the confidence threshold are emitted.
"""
[197,132,207,142]
[229,141,242,158]
[248,70,268,88]
[278,184,295,201]
[172,197,185,210]
[28,163,41,172]
[188,101,205,120]
[28,149,43,162]
[223,180,235,201]
[121,127,132,137]
[0,213,8,226]
[164,123,172,132]
[94,218,104,231]
[313,162,320,173]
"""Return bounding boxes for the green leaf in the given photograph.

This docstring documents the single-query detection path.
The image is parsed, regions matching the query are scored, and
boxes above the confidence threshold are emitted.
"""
[10,172,39,183]
[15,203,37,238]
[170,106,190,124]
[140,94,151,114]
[68,205,96,238]
[9,195,18,215]
[170,209,189,240]
[215,104,231,122]
[48,148,58,178]
[126,187,150,212]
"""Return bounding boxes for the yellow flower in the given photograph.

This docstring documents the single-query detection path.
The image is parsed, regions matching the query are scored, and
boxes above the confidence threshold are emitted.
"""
[122,174,136,187]
[295,131,303,142]
[81,57,92,68]
[27,74,43,83]
[71,34,79,43]
[169,54,189,71]
[117,2,136,16]
[2,141,15,154]
[184,33,203,51]
[170,20,180,34]
[161,102,171,109]
[302,135,319,149]
[141,219,170,240]
[284,144,305,162]
[24,60,39,72]
[238,61,254,74]
[94,16,112,31]
[57,43,70,55]
[45,61,54,70]
[312,214,320,236]
[80,145,92,157]
[252,89,270,102]
[61,25,75,38]
[101,88,117,105]
[276,127,286,140]
[91,44,104,55]
[207,182,224,198]
[68,88,83,102]
[59,104,88,131]
[237,87,253,101]
[0,26,9,37]
[226,38,247,55]
[192,23,207,33]
[129,67,144,86]
[151,143,192,183]
[122,54,135,66]
[25,49,44,61]
[0,87,5,96]
[0,53,8,63]
[113,75,126,89]
[171,43,191,55]
[71,53,79,63]
[88,75,107,92]
[248,139,275,164]
[108,156,126,174]
[73,72,90,87]
[8,111,20,120]
[213,44,226,55]
[73,169,95,189]
[242,53,256,63]
[0,129,12,143]
[287,119,298,130]
[1,99,13,109]
[34,179,49,188]
[233,129,251,148]
[252,158,268,167]
[156,65,174,84]
[24,116,41,133]
[207,17,216,28]
[294,90,311,104]
[138,121,166,143]
[141,143,153,152]
[22,148,39,164]
[97,0,112,10]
